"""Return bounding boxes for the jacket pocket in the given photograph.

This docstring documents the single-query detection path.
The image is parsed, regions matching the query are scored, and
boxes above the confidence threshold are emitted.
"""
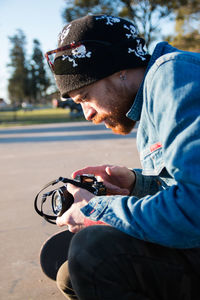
[140,143,165,176]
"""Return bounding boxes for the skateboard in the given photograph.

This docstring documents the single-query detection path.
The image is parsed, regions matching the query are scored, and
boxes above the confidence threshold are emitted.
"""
[40,230,74,280]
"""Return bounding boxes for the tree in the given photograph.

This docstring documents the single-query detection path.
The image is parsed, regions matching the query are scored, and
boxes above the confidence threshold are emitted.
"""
[7,29,29,106]
[62,0,200,50]
[166,1,200,51]
[62,0,173,48]
[29,39,50,104]
[8,32,52,106]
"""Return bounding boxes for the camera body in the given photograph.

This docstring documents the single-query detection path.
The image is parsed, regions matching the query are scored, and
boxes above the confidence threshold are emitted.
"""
[52,174,106,217]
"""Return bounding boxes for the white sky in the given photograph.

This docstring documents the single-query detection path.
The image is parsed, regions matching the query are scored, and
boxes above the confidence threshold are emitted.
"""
[0,0,65,101]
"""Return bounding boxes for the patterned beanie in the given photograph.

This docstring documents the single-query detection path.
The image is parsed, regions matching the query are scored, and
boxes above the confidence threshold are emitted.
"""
[53,15,151,98]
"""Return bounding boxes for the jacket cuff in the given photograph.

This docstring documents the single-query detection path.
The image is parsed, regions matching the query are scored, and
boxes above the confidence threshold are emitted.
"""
[81,197,113,221]
[130,168,161,198]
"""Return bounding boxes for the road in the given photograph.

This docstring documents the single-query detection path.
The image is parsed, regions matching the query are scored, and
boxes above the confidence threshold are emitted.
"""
[0,121,140,300]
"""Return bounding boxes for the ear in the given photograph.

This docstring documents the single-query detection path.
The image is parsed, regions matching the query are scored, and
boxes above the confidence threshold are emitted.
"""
[114,70,126,77]
[120,70,126,77]
[119,70,127,81]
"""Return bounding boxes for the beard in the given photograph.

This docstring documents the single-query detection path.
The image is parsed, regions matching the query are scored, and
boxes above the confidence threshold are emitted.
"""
[92,108,136,135]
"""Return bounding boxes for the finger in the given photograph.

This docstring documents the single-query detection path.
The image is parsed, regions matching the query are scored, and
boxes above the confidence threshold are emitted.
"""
[68,224,85,233]
[56,216,66,227]
[105,166,135,191]
[67,183,79,196]
[56,207,74,227]
[72,166,97,178]
[105,165,115,176]
[106,165,125,177]
[72,165,112,179]
[56,208,77,227]
[56,215,83,231]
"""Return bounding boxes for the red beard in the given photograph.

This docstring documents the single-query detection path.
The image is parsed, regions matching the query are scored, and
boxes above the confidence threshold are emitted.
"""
[92,111,135,135]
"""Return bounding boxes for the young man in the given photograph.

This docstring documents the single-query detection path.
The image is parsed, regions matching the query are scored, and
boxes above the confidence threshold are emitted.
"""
[46,15,200,299]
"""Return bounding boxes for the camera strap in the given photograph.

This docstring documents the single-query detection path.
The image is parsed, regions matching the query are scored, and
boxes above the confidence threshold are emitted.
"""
[34,179,59,224]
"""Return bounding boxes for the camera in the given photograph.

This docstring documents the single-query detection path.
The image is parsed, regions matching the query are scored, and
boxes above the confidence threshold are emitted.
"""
[34,174,106,224]
[51,174,106,217]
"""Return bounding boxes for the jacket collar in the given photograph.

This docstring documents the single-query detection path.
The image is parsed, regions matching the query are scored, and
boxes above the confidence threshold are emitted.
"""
[126,41,169,121]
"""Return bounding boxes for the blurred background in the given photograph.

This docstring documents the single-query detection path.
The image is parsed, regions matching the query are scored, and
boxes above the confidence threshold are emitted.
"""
[0,0,199,126]
[0,1,199,299]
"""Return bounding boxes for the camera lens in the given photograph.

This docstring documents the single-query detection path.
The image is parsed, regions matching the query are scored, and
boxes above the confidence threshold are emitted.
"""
[52,190,63,215]
[51,186,74,217]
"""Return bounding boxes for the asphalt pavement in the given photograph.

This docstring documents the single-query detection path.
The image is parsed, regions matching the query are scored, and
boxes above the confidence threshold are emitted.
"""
[0,121,140,300]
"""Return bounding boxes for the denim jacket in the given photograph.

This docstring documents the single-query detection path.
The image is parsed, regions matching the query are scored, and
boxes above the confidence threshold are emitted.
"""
[81,42,200,248]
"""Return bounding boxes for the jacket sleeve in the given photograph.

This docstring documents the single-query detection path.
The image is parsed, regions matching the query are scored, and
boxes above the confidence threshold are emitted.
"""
[81,54,200,248]
[130,169,164,198]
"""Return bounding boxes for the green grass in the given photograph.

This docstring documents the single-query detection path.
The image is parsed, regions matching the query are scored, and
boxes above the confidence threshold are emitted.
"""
[0,108,84,127]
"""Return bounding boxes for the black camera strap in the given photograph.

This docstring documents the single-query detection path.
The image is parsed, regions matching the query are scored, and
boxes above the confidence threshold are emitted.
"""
[34,179,59,224]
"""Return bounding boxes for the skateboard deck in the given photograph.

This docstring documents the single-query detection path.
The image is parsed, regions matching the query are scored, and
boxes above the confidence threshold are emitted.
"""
[40,230,74,280]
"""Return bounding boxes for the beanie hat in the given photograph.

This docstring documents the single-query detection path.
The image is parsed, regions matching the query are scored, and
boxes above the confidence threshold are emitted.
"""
[52,15,150,98]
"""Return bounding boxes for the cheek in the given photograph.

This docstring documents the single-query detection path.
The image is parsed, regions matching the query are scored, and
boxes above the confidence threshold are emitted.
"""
[95,100,113,115]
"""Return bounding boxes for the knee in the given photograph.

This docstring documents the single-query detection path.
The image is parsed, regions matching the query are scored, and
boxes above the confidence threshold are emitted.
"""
[67,226,114,295]
[68,225,113,261]
[56,261,69,293]
[56,261,76,299]
[68,226,103,271]
[68,225,123,274]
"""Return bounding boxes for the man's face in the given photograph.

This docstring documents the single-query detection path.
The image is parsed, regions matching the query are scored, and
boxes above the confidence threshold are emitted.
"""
[69,73,137,135]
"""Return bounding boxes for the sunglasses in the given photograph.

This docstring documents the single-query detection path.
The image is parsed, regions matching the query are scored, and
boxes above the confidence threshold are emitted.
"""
[45,40,112,73]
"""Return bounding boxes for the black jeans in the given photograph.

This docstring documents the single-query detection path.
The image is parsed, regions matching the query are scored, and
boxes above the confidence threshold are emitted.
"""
[56,226,200,300]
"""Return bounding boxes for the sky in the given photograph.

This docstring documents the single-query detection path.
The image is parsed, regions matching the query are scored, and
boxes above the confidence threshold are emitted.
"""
[0,0,66,102]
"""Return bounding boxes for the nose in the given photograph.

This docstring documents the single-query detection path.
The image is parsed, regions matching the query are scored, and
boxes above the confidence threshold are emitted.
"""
[81,102,97,121]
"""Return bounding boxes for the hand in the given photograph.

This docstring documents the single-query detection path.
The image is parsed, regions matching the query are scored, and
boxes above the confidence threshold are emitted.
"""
[56,183,94,233]
[72,165,135,195]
